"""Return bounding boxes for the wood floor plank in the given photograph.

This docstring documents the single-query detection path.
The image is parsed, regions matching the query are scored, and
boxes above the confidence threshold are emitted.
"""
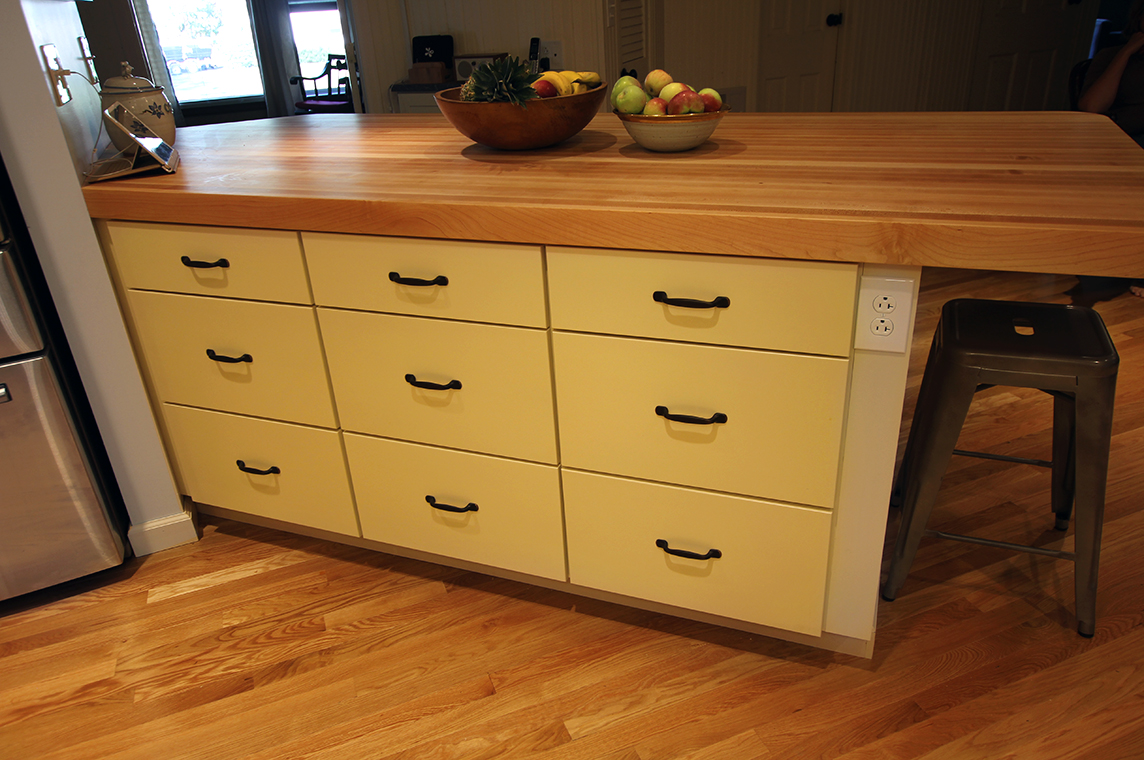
[912,627,1144,760]
[675,729,772,760]
[831,626,1144,760]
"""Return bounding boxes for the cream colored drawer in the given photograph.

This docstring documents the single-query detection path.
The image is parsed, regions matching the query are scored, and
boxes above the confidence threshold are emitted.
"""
[303,233,547,327]
[105,222,311,303]
[553,332,848,507]
[163,404,359,536]
[563,470,831,636]
[345,434,565,580]
[128,291,336,427]
[547,247,858,357]
[319,309,557,463]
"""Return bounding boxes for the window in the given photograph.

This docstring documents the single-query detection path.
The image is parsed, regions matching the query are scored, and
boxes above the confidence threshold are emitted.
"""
[147,0,264,104]
[289,0,346,80]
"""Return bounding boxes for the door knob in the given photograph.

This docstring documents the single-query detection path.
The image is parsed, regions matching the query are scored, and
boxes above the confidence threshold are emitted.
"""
[827,13,843,27]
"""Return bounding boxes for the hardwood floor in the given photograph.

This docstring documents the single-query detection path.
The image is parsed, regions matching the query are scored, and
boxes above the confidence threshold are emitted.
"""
[4,268,1144,759]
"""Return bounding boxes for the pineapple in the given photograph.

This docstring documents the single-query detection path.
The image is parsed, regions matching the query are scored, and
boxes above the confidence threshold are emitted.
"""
[459,56,539,107]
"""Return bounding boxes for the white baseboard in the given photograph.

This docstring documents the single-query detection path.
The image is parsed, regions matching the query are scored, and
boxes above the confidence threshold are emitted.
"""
[127,509,200,556]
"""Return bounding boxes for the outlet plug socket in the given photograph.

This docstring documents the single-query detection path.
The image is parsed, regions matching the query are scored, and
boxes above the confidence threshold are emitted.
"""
[853,276,914,353]
[539,40,562,71]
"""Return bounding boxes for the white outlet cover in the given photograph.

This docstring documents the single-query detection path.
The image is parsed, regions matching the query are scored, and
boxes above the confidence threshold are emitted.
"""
[540,40,562,68]
[854,276,914,353]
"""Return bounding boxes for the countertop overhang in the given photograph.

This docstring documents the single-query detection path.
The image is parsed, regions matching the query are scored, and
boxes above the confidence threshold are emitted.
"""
[82,111,1144,278]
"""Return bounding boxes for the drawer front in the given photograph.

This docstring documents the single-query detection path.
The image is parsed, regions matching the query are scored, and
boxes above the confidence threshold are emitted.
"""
[547,247,858,357]
[128,291,336,427]
[564,470,830,636]
[345,435,565,580]
[303,233,547,327]
[553,332,848,507]
[105,222,311,303]
[319,309,557,463]
[163,404,359,536]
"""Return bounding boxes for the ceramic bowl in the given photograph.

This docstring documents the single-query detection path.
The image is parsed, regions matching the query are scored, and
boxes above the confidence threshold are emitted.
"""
[615,106,730,152]
[434,83,609,150]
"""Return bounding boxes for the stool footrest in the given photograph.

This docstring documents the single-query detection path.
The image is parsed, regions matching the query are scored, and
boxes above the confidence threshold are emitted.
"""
[952,449,1053,468]
[925,529,1076,561]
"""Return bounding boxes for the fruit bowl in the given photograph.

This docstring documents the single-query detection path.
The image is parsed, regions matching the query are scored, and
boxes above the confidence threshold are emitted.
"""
[614,105,730,152]
[434,83,609,150]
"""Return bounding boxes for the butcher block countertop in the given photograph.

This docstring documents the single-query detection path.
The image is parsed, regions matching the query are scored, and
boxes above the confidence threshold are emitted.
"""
[82,110,1144,277]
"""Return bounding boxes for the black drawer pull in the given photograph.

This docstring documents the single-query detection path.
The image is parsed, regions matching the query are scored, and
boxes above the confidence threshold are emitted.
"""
[656,539,722,561]
[181,255,230,269]
[426,495,479,513]
[655,406,728,425]
[207,349,253,364]
[405,373,461,391]
[653,291,730,310]
[389,271,448,287]
[236,460,280,476]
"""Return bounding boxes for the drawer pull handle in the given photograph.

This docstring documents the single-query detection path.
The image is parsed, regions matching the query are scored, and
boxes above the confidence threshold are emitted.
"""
[655,539,722,561]
[653,291,730,310]
[236,460,280,476]
[655,406,728,425]
[426,495,479,513]
[405,373,462,391]
[389,272,449,287]
[207,349,253,364]
[181,255,230,269]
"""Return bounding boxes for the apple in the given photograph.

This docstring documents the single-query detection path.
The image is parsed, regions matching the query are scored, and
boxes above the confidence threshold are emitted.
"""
[657,82,692,106]
[642,97,667,116]
[532,79,558,98]
[615,84,648,114]
[611,75,641,108]
[698,87,723,112]
[643,69,673,98]
[668,89,705,114]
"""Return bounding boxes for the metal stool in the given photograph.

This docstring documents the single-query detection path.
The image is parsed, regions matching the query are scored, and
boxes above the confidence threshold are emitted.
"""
[881,298,1119,637]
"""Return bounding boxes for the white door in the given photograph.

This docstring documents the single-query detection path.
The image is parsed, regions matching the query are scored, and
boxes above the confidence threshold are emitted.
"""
[967,0,1099,111]
[605,0,652,83]
[757,0,842,112]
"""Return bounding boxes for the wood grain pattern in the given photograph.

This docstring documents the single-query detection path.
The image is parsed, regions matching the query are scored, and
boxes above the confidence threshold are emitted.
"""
[83,111,1144,277]
[2,267,1143,758]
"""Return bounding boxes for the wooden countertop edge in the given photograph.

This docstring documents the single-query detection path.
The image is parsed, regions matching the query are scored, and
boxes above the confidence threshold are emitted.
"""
[84,189,1140,278]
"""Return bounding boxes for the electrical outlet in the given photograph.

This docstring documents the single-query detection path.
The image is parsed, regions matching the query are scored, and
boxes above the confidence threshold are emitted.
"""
[540,40,562,70]
[873,295,896,313]
[853,276,914,353]
[40,44,72,106]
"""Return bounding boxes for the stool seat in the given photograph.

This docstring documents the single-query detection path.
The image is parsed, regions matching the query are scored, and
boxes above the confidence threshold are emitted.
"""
[881,298,1118,637]
[940,299,1119,377]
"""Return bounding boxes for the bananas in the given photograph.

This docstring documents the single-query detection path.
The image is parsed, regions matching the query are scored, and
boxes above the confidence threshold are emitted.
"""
[538,71,573,96]
[537,70,601,97]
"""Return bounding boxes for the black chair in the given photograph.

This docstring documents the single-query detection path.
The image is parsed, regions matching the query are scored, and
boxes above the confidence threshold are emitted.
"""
[291,54,354,114]
[881,299,1119,637]
[1069,58,1092,111]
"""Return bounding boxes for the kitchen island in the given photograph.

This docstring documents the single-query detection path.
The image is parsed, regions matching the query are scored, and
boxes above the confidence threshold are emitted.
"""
[83,111,1144,656]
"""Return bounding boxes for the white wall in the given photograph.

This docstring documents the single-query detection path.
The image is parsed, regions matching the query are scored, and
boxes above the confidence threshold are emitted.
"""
[352,0,607,113]
[369,0,1093,115]
[0,0,195,555]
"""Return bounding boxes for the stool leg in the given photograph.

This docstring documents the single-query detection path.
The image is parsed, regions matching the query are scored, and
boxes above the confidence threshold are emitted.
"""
[1071,374,1117,638]
[1051,392,1076,531]
[882,362,979,602]
[891,337,942,509]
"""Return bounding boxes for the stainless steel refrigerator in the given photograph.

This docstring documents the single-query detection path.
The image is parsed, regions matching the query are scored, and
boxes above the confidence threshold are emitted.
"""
[0,155,127,601]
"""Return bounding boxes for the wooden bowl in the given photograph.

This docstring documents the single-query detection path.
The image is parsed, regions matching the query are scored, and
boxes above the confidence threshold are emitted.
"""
[434,82,608,150]
[615,105,730,152]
